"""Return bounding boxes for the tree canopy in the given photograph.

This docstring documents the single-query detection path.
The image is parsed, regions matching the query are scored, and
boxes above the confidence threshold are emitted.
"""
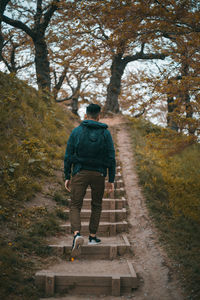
[0,0,199,134]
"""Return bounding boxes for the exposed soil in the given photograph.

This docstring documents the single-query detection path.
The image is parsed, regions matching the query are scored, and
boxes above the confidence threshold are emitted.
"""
[41,115,184,300]
[114,116,184,300]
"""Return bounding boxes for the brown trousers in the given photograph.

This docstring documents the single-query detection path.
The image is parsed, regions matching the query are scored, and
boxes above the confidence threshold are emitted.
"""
[70,170,105,234]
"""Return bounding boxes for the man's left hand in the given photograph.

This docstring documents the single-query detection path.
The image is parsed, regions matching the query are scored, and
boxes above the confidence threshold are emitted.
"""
[65,180,71,192]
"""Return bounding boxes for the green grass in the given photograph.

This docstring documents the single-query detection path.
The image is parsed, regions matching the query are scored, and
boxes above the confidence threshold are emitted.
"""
[0,72,76,299]
[128,117,200,300]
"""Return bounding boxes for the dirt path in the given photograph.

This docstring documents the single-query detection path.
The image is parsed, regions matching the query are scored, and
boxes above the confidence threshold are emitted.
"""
[113,116,184,300]
[42,115,184,300]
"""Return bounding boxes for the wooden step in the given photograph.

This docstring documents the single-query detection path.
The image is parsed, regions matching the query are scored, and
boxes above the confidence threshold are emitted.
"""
[35,259,138,297]
[116,165,122,172]
[68,197,127,210]
[115,173,123,181]
[49,234,131,259]
[63,208,127,222]
[60,221,128,236]
[114,180,124,188]
[105,179,124,188]
[86,187,125,198]
[104,173,122,181]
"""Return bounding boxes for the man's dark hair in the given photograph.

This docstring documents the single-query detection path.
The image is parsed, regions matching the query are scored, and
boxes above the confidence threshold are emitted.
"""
[86,103,101,119]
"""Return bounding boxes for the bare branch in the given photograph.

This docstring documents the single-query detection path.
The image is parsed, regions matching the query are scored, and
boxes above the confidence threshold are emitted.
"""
[133,108,146,118]
[123,50,166,65]
[2,15,35,39]
[140,42,145,55]
[17,61,33,70]
[55,72,83,103]
[1,54,12,72]
[0,0,10,15]
[41,0,60,34]
[153,0,170,13]
[55,95,73,103]
[35,0,43,28]
[53,65,68,98]
[65,74,75,93]
[97,24,109,40]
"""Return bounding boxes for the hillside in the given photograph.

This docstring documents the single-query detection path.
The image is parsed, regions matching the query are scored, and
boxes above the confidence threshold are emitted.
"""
[0,72,77,300]
[0,72,200,300]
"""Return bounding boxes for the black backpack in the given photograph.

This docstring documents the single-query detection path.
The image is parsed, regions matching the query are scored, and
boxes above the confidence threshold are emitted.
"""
[74,125,109,167]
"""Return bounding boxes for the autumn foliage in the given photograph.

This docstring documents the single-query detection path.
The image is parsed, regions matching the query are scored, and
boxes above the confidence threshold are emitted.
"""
[0,0,199,135]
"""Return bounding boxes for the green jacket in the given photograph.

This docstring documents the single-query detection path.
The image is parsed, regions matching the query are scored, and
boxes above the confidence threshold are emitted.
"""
[64,120,116,182]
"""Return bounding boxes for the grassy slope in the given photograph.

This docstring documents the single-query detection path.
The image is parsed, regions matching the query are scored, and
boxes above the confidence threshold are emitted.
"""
[0,72,76,299]
[128,117,200,300]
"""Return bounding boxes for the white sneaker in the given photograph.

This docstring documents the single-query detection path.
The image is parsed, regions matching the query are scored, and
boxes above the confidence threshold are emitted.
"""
[71,233,84,257]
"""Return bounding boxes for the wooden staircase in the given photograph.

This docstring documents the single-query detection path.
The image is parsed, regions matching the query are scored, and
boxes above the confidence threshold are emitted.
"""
[35,157,138,297]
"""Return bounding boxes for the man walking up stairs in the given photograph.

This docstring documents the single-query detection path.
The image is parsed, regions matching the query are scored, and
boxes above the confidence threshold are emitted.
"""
[64,103,116,258]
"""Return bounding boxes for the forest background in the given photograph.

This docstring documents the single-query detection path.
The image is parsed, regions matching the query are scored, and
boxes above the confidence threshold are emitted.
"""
[0,0,200,133]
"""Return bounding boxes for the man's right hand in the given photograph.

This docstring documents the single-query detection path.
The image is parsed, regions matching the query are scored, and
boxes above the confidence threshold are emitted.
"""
[65,180,71,192]
[107,182,114,195]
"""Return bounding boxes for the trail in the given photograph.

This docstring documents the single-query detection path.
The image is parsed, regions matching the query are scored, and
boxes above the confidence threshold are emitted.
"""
[112,116,184,300]
[41,115,184,300]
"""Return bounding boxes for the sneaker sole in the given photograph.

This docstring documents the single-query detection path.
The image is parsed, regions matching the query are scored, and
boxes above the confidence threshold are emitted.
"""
[88,241,101,245]
[71,236,84,257]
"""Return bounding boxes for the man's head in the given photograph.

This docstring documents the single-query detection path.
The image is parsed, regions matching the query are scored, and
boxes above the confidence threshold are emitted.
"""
[85,103,101,121]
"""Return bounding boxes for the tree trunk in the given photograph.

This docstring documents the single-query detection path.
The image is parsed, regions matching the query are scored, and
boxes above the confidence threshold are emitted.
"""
[0,0,10,59]
[0,24,3,59]
[184,91,196,135]
[182,62,196,135]
[34,36,51,91]
[104,49,166,113]
[105,54,126,113]
[71,97,79,115]
[167,96,179,131]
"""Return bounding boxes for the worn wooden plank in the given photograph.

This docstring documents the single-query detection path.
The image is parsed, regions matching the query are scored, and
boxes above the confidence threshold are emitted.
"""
[68,198,126,210]
[55,275,112,295]
[109,245,117,260]
[122,233,130,246]
[48,243,129,259]
[63,208,126,223]
[36,264,137,296]
[45,274,55,297]
[85,188,124,198]
[116,221,128,233]
[35,274,45,291]
[127,261,138,288]
[110,223,116,236]
[60,221,127,236]
[115,174,122,181]
[114,188,125,198]
[110,199,115,210]
[118,245,127,256]
[56,285,111,295]
[115,180,124,188]
[56,275,111,286]
[110,211,115,222]
[112,276,121,296]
